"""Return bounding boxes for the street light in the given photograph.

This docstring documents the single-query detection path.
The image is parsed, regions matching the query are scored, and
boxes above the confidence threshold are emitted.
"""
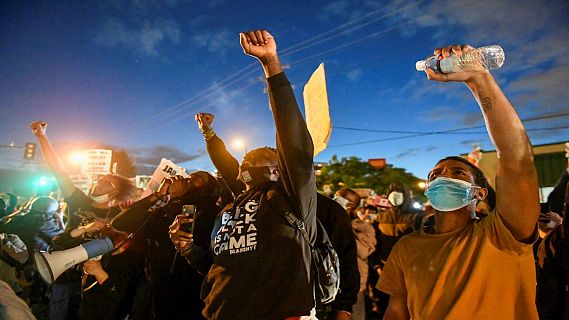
[232,138,247,154]
[70,151,86,165]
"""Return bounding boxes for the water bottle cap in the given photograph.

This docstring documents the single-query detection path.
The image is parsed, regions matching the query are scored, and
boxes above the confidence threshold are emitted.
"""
[415,60,426,71]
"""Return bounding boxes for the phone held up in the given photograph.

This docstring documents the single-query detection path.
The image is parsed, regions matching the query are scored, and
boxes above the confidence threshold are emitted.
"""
[181,205,196,233]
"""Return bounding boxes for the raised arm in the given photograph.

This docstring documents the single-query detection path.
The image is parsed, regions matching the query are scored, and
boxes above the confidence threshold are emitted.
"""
[30,121,75,197]
[195,112,245,196]
[427,45,539,241]
[240,30,316,224]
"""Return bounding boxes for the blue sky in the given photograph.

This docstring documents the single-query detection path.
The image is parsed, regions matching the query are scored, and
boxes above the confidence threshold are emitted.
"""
[1,0,568,179]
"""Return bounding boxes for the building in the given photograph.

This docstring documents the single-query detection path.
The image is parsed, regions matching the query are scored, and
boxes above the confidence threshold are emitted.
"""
[463,141,567,202]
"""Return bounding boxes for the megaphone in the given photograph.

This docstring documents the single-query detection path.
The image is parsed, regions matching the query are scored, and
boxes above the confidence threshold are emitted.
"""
[34,237,114,285]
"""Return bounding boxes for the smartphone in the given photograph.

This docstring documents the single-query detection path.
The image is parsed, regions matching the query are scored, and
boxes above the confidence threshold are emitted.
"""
[181,205,196,233]
[539,203,550,223]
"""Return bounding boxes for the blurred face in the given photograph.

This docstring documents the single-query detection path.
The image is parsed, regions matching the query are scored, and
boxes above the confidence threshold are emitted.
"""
[238,149,279,187]
[90,175,118,197]
[335,191,359,215]
[166,173,207,199]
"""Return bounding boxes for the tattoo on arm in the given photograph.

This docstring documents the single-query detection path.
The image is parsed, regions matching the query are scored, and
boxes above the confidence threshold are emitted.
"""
[480,97,492,112]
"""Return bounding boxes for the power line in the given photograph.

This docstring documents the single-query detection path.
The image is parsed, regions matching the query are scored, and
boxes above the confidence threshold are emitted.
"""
[105,2,425,137]
[329,112,569,148]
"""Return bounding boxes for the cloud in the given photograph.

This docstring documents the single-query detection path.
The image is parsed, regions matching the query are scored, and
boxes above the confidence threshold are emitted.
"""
[130,145,205,174]
[321,0,350,19]
[508,63,569,112]
[94,18,180,57]
[346,68,362,81]
[192,29,233,57]
[394,147,421,158]
[383,0,569,117]
[319,0,382,22]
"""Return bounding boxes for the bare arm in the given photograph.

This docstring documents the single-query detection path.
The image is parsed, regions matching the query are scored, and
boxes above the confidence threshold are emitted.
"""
[30,121,75,197]
[383,294,410,320]
[426,45,539,242]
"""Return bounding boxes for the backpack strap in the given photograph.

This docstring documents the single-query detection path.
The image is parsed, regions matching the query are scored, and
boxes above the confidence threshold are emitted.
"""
[278,210,313,249]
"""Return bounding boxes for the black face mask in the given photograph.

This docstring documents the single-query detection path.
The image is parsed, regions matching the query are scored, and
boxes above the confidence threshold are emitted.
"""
[239,166,278,188]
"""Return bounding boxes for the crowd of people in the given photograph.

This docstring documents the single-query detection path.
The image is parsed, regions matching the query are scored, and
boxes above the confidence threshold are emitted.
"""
[1,29,568,320]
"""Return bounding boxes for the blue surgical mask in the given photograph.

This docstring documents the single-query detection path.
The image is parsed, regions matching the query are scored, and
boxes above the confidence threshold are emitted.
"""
[424,177,478,213]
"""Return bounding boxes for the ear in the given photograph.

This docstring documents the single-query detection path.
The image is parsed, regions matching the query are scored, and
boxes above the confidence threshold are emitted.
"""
[475,187,488,201]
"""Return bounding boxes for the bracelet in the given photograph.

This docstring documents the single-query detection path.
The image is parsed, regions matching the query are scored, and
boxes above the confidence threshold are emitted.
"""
[202,128,216,141]
[177,242,192,254]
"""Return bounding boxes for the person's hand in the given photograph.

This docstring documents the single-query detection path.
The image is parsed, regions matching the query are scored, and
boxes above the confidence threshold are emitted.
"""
[169,213,194,250]
[540,211,563,228]
[83,259,109,284]
[82,259,105,277]
[70,220,106,238]
[240,30,277,64]
[156,177,173,197]
[195,113,214,133]
[30,121,47,137]
[82,220,106,234]
[424,45,491,83]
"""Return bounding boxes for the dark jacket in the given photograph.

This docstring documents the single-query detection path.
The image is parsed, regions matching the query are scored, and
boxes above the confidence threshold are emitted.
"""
[316,194,359,313]
[184,72,317,320]
[112,196,219,319]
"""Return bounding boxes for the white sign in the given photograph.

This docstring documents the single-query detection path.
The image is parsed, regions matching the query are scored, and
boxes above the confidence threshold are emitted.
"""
[69,174,92,195]
[81,149,113,175]
[135,175,152,189]
[303,63,332,157]
[138,158,189,200]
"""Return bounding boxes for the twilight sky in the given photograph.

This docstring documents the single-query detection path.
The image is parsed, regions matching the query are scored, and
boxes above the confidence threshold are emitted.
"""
[1,0,568,179]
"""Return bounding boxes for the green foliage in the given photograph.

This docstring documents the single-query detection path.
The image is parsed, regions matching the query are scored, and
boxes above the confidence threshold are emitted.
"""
[317,155,424,197]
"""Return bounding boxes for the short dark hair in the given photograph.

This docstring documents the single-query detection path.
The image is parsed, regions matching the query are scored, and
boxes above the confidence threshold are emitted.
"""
[435,156,487,187]
[243,147,278,165]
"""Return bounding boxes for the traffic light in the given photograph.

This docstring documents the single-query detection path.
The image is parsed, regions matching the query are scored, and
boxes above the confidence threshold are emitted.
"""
[24,142,36,160]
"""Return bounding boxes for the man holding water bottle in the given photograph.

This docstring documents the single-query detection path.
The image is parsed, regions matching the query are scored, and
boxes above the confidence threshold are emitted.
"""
[377,45,540,319]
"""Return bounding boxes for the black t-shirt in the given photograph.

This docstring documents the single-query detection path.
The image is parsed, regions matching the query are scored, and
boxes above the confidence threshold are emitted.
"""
[65,188,121,230]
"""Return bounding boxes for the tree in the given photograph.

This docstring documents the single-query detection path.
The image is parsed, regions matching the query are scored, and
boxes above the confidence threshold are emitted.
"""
[317,155,424,198]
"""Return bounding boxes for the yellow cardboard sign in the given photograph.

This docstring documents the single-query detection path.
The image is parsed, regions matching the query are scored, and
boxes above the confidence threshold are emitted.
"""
[303,63,332,157]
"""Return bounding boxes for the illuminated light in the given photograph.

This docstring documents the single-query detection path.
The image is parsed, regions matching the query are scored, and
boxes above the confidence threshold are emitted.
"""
[70,152,86,164]
[418,181,427,189]
[413,202,422,209]
[233,139,245,149]
[38,176,48,186]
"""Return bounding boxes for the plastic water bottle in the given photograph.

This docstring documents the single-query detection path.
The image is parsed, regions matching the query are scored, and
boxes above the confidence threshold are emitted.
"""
[415,45,505,74]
